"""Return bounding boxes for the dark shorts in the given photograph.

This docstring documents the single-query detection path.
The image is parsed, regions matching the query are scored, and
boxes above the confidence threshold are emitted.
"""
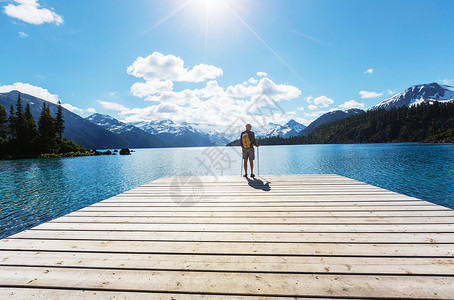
[242,147,255,160]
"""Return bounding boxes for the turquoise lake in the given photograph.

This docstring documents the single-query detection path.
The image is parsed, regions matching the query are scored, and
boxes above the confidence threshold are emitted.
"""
[1,143,453,238]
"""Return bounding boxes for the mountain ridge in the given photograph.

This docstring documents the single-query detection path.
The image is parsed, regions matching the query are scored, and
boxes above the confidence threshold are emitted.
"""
[86,113,162,148]
[298,109,364,136]
[372,82,454,110]
[0,91,129,149]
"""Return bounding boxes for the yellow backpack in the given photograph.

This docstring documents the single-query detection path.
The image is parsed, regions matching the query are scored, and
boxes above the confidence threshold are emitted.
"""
[242,132,251,148]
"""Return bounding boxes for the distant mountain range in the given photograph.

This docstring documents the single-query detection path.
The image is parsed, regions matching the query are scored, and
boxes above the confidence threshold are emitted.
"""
[86,114,161,148]
[88,115,306,147]
[0,91,307,149]
[371,82,454,110]
[3,82,451,149]
[256,119,306,138]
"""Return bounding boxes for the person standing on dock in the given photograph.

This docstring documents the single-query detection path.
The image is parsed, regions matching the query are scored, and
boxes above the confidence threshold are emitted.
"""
[240,123,259,178]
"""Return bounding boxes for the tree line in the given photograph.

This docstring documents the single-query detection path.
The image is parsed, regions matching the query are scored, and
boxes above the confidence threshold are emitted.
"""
[229,101,454,146]
[0,94,85,159]
[302,101,454,144]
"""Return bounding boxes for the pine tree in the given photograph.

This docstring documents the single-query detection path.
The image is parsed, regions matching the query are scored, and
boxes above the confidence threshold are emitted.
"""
[0,104,7,139]
[13,93,28,153]
[15,93,25,137]
[38,102,57,153]
[55,100,65,140]
[23,103,38,153]
[8,104,16,140]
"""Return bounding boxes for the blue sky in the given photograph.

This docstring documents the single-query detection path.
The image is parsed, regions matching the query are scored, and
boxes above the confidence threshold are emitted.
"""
[1,0,454,128]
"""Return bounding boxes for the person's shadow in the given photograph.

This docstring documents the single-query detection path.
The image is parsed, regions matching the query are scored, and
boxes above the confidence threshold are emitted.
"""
[245,177,271,191]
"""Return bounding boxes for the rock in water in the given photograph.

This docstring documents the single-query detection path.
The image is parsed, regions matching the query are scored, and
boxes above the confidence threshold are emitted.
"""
[119,148,131,155]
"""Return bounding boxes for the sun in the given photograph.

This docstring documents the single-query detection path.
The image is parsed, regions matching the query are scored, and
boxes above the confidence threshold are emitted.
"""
[192,0,229,21]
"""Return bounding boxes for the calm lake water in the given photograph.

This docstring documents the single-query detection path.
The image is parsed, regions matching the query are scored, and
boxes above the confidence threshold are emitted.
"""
[1,143,453,238]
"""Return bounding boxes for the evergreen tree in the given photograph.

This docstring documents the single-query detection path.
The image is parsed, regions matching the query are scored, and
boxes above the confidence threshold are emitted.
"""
[11,93,28,153]
[23,103,38,153]
[8,104,16,140]
[38,102,57,153]
[0,104,7,139]
[55,100,65,140]
[15,93,25,138]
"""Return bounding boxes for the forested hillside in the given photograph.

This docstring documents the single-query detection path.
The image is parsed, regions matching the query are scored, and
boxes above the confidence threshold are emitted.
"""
[245,102,454,145]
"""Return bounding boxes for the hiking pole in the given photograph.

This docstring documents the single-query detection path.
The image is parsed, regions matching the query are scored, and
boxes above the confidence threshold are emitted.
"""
[257,145,260,176]
[240,152,242,176]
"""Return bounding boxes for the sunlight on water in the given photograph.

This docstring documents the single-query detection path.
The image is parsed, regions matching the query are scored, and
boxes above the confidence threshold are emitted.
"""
[1,143,453,238]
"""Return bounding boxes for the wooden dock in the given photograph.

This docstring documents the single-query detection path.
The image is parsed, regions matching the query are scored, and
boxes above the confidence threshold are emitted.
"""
[1,174,453,299]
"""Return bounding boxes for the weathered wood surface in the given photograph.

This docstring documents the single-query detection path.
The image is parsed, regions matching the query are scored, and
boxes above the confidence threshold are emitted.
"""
[1,174,453,299]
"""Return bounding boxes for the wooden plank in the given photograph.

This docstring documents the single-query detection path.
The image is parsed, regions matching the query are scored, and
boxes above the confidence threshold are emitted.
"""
[10,230,454,243]
[66,210,454,217]
[30,222,454,232]
[1,251,453,275]
[0,266,453,299]
[100,196,421,203]
[48,216,454,224]
[78,205,449,212]
[90,201,430,207]
[1,239,453,257]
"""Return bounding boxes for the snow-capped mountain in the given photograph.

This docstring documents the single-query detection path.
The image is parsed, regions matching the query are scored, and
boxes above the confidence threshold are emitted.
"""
[299,109,364,136]
[86,113,161,148]
[130,119,200,135]
[87,113,306,147]
[372,82,454,110]
[129,119,220,147]
[257,119,306,138]
[87,113,137,133]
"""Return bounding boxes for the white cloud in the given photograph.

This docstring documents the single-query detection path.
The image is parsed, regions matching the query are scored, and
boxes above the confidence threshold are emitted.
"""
[386,89,396,95]
[305,96,313,103]
[439,79,454,85]
[0,82,96,114]
[313,95,334,107]
[127,52,222,83]
[256,78,301,100]
[308,104,318,111]
[256,72,268,77]
[339,100,365,110]
[297,106,304,111]
[18,31,27,38]
[364,68,373,74]
[0,82,95,115]
[107,91,118,97]
[3,0,63,25]
[0,82,59,103]
[248,77,258,84]
[125,54,302,129]
[97,100,129,111]
[304,110,329,118]
[130,80,173,98]
[223,78,301,101]
[62,103,94,115]
[359,90,383,98]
